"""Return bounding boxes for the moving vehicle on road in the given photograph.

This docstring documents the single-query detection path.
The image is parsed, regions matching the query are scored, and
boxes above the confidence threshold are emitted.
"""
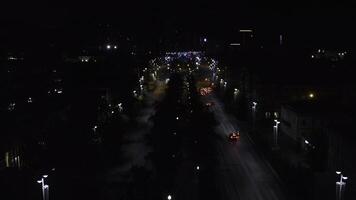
[229,131,240,141]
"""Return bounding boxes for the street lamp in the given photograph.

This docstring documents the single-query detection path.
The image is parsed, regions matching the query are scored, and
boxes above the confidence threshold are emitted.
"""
[252,101,257,109]
[37,175,49,200]
[44,185,49,200]
[252,102,257,128]
[336,171,348,200]
[273,120,281,149]
[118,103,123,112]
[93,125,98,132]
[167,194,172,200]
[233,88,239,101]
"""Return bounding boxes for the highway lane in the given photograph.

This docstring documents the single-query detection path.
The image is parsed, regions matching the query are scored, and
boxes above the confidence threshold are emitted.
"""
[204,94,286,200]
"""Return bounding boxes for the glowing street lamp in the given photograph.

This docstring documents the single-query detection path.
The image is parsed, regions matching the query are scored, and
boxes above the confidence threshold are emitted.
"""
[118,103,123,112]
[37,175,49,200]
[92,125,98,133]
[336,171,348,200]
[167,195,172,200]
[233,88,239,101]
[220,79,224,86]
[252,102,257,128]
[273,120,281,149]
[252,102,257,110]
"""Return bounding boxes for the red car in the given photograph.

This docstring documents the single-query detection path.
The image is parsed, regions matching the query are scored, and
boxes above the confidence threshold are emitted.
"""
[229,132,240,141]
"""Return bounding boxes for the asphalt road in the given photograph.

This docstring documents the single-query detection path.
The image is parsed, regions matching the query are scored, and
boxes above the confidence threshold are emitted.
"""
[204,94,286,200]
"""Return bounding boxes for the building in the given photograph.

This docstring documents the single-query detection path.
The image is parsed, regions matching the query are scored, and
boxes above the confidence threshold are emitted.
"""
[280,101,347,147]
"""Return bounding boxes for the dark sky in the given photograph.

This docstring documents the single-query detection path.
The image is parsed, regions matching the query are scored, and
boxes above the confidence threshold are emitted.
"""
[2,2,355,26]
[1,1,356,48]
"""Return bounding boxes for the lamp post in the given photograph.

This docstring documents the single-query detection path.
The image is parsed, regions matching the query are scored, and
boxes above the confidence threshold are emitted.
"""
[233,88,239,101]
[37,175,49,200]
[273,120,280,149]
[252,102,257,128]
[336,171,348,200]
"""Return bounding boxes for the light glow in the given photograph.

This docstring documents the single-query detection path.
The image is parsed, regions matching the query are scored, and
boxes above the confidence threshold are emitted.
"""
[239,29,253,32]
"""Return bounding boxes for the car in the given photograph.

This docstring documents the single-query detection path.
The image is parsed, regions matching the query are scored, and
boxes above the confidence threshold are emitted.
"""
[229,132,240,141]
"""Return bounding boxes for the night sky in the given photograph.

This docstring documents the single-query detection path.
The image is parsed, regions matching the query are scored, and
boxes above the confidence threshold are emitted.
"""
[1,2,356,48]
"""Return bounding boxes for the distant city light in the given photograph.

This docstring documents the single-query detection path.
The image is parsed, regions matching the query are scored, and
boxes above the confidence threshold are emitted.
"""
[114,45,117,49]
[203,38,207,42]
[106,45,111,49]
[305,140,309,144]
[8,102,16,111]
[309,93,315,98]
[167,195,172,200]
[239,29,253,32]
[230,43,241,46]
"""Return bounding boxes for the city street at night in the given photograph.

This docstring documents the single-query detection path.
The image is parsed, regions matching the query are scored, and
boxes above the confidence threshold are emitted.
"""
[1,2,356,200]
